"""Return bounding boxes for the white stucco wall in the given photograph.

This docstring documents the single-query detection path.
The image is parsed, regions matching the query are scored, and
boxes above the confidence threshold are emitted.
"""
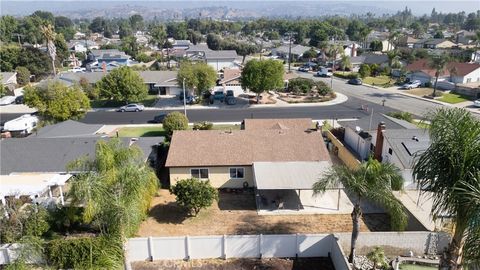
[344,127,371,161]
[453,68,480,84]
[207,60,237,71]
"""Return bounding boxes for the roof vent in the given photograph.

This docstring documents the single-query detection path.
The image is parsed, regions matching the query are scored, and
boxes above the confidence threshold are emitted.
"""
[412,136,419,142]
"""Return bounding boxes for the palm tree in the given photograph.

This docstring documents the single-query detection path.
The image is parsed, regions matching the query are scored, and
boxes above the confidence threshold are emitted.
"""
[413,108,480,270]
[429,54,450,98]
[40,24,57,76]
[340,53,351,74]
[313,158,408,264]
[328,44,344,73]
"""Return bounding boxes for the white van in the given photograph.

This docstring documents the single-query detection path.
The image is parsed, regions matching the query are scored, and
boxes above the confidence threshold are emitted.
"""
[3,114,39,134]
[316,67,333,77]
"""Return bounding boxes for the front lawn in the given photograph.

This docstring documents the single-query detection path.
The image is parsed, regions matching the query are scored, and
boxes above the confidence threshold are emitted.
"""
[90,94,158,108]
[116,124,240,137]
[437,93,471,104]
[362,76,394,87]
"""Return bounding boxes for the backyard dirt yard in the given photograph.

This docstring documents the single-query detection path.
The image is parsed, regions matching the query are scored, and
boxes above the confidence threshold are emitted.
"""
[136,189,391,237]
[132,257,335,270]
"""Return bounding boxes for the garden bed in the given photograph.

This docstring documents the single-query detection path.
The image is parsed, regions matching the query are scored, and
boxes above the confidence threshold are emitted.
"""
[362,76,395,88]
[277,92,337,103]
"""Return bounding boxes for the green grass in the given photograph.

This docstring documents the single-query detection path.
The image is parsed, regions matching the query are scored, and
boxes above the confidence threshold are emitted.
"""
[90,94,158,108]
[362,76,394,87]
[399,263,437,270]
[116,124,240,137]
[437,93,471,104]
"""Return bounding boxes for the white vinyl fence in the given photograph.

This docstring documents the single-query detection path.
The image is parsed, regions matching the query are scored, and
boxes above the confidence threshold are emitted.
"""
[126,234,350,269]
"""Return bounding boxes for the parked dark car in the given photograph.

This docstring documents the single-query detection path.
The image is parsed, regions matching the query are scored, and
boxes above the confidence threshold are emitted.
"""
[348,78,363,85]
[15,95,24,104]
[298,66,309,72]
[151,113,167,123]
[213,90,225,101]
[226,96,237,105]
[226,90,234,97]
[185,95,198,105]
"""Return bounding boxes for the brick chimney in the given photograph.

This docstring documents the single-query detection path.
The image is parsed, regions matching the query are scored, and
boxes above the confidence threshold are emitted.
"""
[374,122,386,161]
[351,43,357,57]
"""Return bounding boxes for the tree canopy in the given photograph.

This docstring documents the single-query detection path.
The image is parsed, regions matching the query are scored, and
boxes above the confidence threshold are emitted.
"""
[177,61,217,96]
[23,81,90,122]
[96,66,147,103]
[170,178,218,216]
[241,59,284,102]
[162,111,189,136]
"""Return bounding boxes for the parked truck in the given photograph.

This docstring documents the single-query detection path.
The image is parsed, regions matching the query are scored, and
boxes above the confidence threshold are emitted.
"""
[3,114,39,135]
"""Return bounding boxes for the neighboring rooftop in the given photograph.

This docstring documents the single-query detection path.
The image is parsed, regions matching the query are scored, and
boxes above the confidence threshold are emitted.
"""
[1,72,16,84]
[0,137,162,174]
[31,120,104,138]
[351,53,389,65]
[383,129,431,169]
[243,118,313,131]
[204,50,238,60]
[406,59,480,77]
[90,49,130,59]
[165,129,329,167]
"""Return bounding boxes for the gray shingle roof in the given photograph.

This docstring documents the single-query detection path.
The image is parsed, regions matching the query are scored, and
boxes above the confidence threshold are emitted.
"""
[58,71,178,86]
[351,53,389,65]
[0,137,163,174]
[204,50,238,60]
[32,120,104,138]
[383,129,431,169]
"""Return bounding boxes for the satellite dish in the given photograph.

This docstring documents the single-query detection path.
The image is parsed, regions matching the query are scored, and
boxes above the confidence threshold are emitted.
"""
[355,126,361,132]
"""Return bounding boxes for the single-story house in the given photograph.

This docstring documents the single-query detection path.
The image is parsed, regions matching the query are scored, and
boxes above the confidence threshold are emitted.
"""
[338,114,417,161]
[0,137,162,175]
[84,49,136,71]
[1,72,17,93]
[73,31,86,40]
[455,30,476,45]
[165,118,333,212]
[204,50,240,71]
[327,40,360,57]
[218,68,243,96]
[378,128,431,188]
[350,53,389,71]
[68,40,99,53]
[413,39,457,49]
[57,70,183,96]
[406,59,480,88]
[272,44,312,61]
[172,40,191,50]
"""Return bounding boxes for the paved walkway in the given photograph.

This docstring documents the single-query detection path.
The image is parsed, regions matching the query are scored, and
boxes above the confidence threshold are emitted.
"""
[393,190,436,231]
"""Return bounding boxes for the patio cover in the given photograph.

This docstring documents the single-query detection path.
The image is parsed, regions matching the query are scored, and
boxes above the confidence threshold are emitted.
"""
[0,173,72,199]
[253,161,332,190]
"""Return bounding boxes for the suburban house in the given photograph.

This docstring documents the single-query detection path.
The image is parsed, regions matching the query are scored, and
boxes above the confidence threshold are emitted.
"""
[172,40,191,50]
[68,40,99,53]
[272,44,312,61]
[338,114,417,161]
[455,30,476,45]
[413,39,457,49]
[217,68,243,96]
[377,127,431,188]
[165,118,335,212]
[84,49,136,71]
[406,59,480,88]
[29,120,104,138]
[73,31,86,40]
[1,72,17,93]
[366,31,395,52]
[58,70,183,96]
[350,53,389,71]
[327,40,359,57]
[204,50,240,71]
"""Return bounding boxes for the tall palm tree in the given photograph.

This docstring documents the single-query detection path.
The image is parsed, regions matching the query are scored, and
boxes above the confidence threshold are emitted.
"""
[429,54,450,98]
[413,108,480,270]
[40,24,57,76]
[313,158,408,264]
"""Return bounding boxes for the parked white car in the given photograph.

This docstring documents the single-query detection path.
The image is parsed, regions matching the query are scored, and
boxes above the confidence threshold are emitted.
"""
[116,103,145,112]
[68,67,86,73]
[316,67,333,77]
[473,99,480,108]
[402,80,422,89]
[3,114,39,134]
[0,96,16,106]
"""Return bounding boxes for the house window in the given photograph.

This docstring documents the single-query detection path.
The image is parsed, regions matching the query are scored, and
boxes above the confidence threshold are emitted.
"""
[388,148,393,155]
[191,168,209,179]
[229,168,245,179]
[467,78,472,83]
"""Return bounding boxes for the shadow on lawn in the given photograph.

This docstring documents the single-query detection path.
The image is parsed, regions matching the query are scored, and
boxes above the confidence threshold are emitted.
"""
[148,201,190,224]
[217,189,256,211]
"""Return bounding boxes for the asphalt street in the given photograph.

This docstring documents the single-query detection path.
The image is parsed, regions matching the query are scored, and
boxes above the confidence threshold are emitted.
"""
[0,72,450,124]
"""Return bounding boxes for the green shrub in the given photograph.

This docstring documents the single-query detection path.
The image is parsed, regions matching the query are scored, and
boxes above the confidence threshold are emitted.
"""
[359,64,371,78]
[334,72,359,79]
[45,236,123,269]
[15,66,31,86]
[193,121,213,130]
[315,81,332,96]
[387,111,413,123]
[163,112,189,135]
[170,178,218,216]
[286,77,314,94]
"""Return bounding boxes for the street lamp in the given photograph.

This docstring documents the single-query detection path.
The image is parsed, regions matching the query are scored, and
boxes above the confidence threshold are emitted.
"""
[183,78,187,117]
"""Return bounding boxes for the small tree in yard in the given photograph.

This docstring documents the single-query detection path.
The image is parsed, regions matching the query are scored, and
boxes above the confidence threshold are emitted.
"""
[162,111,188,136]
[367,246,388,270]
[170,178,218,216]
[241,59,284,103]
[358,64,371,78]
[177,61,217,96]
[15,66,31,86]
[23,81,90,122]
[96,66,147,103]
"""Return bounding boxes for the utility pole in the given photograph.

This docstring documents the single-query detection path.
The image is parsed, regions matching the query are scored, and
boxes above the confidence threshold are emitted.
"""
[287,31,295,72]
[183,78,187,117]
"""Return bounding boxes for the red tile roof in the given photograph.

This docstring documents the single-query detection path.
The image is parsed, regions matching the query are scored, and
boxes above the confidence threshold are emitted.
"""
[406,59,480,78]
